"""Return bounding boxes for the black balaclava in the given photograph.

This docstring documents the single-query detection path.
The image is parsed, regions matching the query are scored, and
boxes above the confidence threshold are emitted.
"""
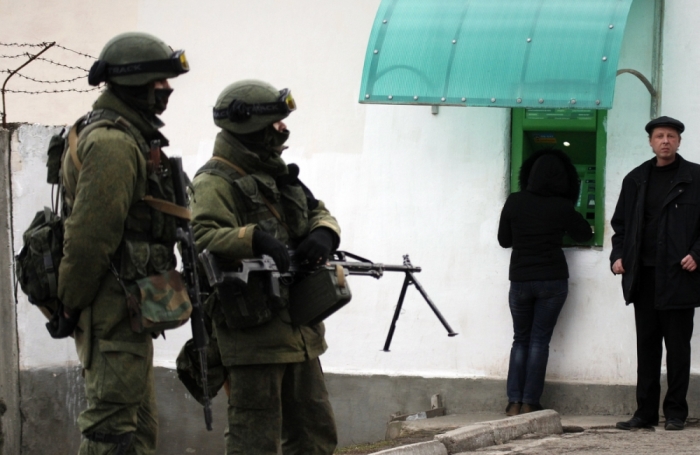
[233,124,290,160]
[110,83,172,118]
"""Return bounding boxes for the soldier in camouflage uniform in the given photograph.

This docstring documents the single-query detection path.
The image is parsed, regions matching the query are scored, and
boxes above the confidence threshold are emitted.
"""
[190,80,340,454]
[53,32,189,454]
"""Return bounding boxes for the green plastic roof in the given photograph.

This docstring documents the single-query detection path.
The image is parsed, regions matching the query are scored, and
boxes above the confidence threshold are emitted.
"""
[359,0,634,109]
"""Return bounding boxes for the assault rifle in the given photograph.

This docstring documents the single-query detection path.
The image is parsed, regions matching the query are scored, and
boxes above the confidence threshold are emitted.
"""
[170,156,213,431]
[198,249,458,351]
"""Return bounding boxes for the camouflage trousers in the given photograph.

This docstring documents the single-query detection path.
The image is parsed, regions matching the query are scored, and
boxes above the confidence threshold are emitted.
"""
[225,357,337,455]
[77,338,157,455]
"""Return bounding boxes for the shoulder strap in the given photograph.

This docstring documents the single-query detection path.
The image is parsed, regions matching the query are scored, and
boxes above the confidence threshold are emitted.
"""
[195,158,243,185]
[69,111,190,221]
[68,123,81,171]
[209,156,289,231]
[211,156,247,176]
[69,110,148,171]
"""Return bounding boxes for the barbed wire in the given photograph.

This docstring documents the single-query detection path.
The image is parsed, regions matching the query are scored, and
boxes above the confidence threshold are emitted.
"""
[0,53,29,59]
[1,41,98,125]
[4,87,99,94]
[0,69,87,84]
[53,44,95,59]
[35,57,90,72]
[0,42,49,48]
[1,55,90,71]
[1,42,95,59]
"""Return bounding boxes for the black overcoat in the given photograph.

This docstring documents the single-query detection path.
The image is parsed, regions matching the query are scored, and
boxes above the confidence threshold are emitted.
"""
[610,154,700,309]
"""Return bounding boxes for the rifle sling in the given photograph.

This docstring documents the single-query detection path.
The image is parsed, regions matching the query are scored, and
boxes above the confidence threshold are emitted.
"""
[210,156,290,233]
[142,195,191,221]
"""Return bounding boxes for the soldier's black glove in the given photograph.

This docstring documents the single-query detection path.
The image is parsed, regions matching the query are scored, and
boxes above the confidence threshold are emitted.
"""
[296,228,337,265]
[46,302,80,339]
[252,229,290,273]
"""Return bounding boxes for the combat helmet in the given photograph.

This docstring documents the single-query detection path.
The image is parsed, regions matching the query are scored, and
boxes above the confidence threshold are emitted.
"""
[88,32,189,86]
[212,80,296,134]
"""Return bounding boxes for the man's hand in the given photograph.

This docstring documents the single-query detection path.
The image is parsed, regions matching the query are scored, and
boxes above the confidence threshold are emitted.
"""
[612,259,625,274]
[45,302,80,339]
[296,228,336,265]
[681,254,698,272]
[252,229,290,273]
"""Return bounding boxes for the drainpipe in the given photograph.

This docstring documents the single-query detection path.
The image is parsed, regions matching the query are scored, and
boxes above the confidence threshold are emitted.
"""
[616,0,664,119]
[650,0,664,118]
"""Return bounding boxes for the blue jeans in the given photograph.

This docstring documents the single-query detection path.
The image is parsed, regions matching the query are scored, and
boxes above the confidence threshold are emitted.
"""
[507,279,568,405]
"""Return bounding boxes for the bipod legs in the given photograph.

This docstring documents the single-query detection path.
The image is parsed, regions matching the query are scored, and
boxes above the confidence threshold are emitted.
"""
[382,271,458,352]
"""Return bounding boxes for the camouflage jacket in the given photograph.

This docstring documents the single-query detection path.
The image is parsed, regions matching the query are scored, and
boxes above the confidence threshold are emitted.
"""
[190,130,341,366]
[58,89,177,367]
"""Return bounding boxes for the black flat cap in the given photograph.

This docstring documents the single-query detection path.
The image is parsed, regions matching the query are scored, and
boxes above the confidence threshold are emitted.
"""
[645,116,685,134]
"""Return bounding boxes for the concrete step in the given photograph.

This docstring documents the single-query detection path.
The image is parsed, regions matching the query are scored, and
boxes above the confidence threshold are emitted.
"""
[375,412,630,455]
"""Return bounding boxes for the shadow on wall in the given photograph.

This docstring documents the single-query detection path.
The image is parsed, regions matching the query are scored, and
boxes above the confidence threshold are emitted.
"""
[1,398,6,455]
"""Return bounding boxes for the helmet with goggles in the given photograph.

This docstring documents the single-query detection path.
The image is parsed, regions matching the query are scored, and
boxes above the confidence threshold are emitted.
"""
[213,80,296,134]
[88,32,189,87]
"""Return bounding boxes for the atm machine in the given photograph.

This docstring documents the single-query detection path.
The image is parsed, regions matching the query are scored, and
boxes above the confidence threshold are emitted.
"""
[511,108,606,247]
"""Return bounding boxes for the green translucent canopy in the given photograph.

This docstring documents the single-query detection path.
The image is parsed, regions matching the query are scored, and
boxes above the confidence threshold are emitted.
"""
[359,0,634,109]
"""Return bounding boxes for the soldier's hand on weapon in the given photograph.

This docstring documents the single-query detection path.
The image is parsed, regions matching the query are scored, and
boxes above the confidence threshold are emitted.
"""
[296,228,336,265]
[45,301,80,339]
[252,229,290,273]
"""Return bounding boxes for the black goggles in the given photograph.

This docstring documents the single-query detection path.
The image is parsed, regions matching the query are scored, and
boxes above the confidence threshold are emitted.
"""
[212,88,297,123]
[88,50,189,86]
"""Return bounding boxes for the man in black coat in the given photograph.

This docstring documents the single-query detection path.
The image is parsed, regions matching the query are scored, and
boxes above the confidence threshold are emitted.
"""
[611,116,700,431]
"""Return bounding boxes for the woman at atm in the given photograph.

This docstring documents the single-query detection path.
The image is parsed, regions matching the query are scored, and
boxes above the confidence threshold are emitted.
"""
[497,149,592,415]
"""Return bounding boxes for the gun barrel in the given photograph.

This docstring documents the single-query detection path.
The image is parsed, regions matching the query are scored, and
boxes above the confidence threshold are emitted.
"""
[332,262,421,274]
[381,264,421,273]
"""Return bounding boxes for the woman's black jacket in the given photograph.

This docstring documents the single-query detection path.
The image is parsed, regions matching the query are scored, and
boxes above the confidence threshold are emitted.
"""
[498,150,593,281]
[610,154,700,309]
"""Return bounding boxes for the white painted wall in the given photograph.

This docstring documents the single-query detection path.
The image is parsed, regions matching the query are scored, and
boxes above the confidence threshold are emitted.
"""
[5,0,700,386]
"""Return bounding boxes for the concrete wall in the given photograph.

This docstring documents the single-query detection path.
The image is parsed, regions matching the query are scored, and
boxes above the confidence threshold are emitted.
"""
[12,366,642,452]
[17,365,700,451]
[0,128,20,455]
[4,0,700,451]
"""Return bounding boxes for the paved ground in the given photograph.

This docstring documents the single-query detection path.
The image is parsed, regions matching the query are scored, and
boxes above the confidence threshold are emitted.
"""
[473,425,700,454]
[335,413,700,454]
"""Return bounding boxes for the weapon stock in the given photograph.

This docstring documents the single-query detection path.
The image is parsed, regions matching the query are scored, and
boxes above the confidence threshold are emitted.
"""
[198,249,458,351]
[170,156,213,431]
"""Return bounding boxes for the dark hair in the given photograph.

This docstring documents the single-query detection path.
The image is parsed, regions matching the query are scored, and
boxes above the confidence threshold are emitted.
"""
[518,149,580,203]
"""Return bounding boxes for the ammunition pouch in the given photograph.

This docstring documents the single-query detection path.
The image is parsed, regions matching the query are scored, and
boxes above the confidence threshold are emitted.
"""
[215,275,288,329]
[118,238,176,282]
[289,265,352,326]
[123,269,193,334]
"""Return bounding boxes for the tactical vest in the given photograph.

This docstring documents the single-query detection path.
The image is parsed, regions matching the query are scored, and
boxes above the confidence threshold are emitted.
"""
[195,156,311,244]
[62,108,179,282]
[195,156,311,328]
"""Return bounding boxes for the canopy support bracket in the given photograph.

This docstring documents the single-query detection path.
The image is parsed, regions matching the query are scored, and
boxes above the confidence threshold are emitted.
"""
[616,69,658,105]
